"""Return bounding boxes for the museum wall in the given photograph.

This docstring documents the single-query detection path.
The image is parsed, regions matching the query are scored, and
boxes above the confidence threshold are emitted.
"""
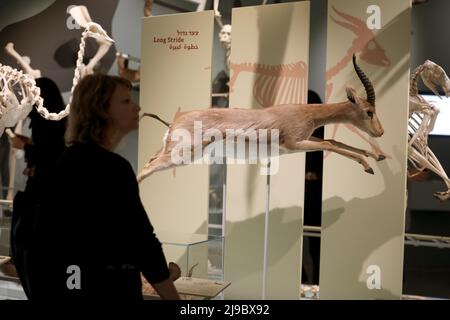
[2,0,450,216]
[1,0,450,299]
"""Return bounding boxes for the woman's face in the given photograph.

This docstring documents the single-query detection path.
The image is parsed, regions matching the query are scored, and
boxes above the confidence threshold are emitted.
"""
[107,84,141,135]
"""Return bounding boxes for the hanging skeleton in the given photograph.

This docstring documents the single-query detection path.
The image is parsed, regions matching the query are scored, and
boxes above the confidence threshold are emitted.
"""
[0,64,42,136]
[214,1,232,74]
[0,5,113,135]
[408,60,450,201]
[2,43,43,200]
[219,24,232,74]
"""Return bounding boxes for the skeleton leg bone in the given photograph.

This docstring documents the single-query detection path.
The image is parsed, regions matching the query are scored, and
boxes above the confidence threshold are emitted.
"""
[409,146,450,200]
[4,42,41,79]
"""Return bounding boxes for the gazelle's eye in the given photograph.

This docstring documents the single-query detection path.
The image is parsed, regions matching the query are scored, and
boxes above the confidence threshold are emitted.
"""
[367,111,374,119]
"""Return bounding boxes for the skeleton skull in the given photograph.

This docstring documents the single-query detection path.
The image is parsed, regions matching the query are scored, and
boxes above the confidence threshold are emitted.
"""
[219,24,232,72]
[219,24,232,47]
[421,60,450,97]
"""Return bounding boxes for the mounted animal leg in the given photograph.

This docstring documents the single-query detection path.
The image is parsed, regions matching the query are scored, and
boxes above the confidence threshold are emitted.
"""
[344,123,387,159]
[284,139,374,174]
[309,136,385,161]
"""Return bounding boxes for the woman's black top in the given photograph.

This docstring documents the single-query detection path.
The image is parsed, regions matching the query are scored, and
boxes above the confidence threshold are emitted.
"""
[29,142,169,300]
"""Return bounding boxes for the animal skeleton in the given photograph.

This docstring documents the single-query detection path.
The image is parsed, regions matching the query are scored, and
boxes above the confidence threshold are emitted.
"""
[219,24,232,73]
[408,60,450,201]
[137,55,385,183]
[4,43,41,80]
[2,43,42,201]
[0,5,114,131]
[0,64,42,136]
[213,1,232,75]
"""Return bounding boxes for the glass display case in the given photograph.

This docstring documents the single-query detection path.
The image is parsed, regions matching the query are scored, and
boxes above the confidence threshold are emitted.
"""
[158,231,223,280]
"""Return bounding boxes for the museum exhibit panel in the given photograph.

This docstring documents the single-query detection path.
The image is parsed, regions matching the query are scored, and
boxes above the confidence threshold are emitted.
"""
[224,2,310,299]
[1,0,450,300]
[320,0,411,299]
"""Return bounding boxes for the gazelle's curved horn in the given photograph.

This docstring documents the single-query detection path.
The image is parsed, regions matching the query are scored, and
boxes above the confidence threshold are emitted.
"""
[352,54,375,106]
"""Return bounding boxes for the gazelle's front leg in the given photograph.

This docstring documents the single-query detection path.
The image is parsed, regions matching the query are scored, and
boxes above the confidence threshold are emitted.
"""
[309,137,385,161]
[284,139,374,174]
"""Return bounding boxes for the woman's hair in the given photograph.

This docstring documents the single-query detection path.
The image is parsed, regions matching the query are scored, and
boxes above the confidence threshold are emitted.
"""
[65,74,132,145]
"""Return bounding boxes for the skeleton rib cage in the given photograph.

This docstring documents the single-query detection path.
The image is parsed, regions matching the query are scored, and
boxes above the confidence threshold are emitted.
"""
[407,61,450,200]
[229,61,308,107]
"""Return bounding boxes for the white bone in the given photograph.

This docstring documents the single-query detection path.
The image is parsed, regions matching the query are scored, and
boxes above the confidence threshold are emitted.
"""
[5,42,41,79]
[68,5,93,29]
[0,64,41,136]
[408,60,450,200]
[0,6,114,130]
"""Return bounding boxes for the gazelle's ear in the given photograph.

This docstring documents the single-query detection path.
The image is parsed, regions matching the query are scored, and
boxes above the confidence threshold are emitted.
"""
[346,85,356,104]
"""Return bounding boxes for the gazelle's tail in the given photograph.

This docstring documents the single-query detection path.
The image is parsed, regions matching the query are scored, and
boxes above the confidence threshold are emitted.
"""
[140,113,171,127]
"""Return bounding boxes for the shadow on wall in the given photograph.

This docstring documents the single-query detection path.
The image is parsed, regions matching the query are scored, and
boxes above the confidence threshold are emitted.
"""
[242,4,296,214]
[320,146,406,299]
[224,205,302,299]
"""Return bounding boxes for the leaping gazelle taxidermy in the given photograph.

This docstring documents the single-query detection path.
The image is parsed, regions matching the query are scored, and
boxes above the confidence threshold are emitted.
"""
[137,54,385,183]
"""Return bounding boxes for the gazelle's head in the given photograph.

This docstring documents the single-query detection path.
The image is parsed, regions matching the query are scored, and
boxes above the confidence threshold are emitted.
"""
[346,54,384,138]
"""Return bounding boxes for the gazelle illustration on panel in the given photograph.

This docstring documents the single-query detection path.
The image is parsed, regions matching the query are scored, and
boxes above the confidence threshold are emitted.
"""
[229,61,307,107]
[326,6,390,160]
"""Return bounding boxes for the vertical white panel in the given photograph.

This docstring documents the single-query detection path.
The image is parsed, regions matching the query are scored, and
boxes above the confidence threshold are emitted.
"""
[320,0,410,299]
[139,11,214,278]
[225,2,310,299]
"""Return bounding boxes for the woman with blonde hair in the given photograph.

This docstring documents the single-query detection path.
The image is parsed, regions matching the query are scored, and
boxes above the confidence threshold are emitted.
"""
[28,74,180,300]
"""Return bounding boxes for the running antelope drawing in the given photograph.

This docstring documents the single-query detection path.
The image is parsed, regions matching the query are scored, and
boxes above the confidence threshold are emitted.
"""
[137,55,385,183]
[326,6,391,159]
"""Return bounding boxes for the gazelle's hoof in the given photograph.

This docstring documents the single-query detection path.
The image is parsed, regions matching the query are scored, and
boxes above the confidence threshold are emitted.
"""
[377,154,386,161]
[365,168,374,175]
[434,191,450,201]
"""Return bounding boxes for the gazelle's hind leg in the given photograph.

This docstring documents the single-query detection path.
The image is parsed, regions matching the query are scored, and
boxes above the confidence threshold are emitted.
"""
[137,154,175,183]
